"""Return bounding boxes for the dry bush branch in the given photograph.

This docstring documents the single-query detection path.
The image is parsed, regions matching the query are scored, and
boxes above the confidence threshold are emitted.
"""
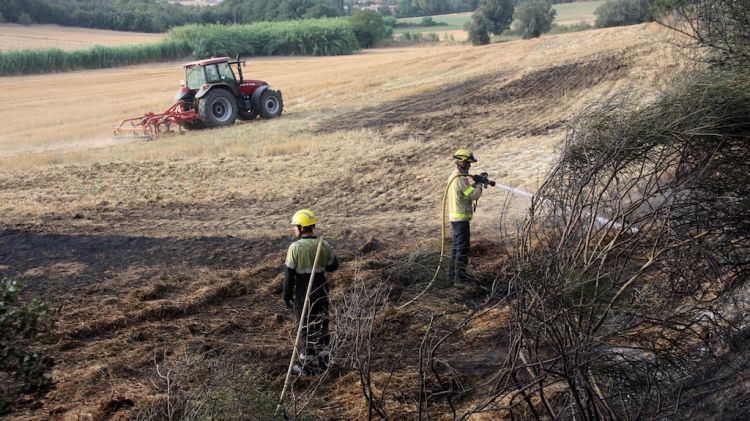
[501,68,750,419]
[279,262,394,419]
[655,0,750,64]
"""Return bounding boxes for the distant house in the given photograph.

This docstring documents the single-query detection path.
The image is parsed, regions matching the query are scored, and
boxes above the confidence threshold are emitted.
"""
[352,0,397,13]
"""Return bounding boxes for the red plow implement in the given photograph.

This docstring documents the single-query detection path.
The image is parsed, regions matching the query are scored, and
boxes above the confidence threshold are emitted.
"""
[113,101,198,140]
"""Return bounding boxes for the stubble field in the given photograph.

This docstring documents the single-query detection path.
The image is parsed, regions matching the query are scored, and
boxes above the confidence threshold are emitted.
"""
[0,23,688,419]
[0,23,163,51]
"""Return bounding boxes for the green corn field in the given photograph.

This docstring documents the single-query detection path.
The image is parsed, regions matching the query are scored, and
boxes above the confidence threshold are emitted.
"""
[169,18,360,58]
[0,40,192,76]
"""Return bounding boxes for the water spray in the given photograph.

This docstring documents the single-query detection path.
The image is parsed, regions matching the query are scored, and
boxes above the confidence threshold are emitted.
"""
[398,172,638,309]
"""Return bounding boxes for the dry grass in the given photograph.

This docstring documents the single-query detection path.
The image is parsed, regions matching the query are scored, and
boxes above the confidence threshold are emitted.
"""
[0,23,164,52]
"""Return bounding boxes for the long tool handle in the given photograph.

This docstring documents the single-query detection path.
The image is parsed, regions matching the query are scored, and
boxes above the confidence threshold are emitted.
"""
[276,237,325,415]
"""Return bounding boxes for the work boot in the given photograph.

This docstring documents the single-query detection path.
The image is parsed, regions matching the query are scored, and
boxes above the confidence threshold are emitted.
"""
[317,351,330,371]
[453,269,467,286]
[292,363,308,376]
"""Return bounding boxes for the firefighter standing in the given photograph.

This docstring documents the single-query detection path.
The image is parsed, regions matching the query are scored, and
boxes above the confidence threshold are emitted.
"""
[448,150,483,283]
[283,209,339,375]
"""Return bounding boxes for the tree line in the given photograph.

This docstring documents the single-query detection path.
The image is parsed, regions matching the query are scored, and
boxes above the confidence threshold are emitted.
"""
[466,0,654,45]
[0,0,600,33]
[0,0,355,33]
[0,0,227,32]
[394,0,588,18]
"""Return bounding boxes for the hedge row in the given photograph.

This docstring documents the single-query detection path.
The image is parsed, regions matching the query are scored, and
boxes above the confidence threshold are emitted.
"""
[169,18,360,57]
[0,18,360,76]
[0,40,191,76]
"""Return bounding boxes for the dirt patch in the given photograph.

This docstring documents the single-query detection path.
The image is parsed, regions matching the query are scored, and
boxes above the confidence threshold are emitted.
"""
[317,54,629,141]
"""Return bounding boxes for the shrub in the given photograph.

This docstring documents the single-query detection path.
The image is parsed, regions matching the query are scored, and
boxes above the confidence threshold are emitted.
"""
[465,12,492,45]
[507,68,750,419]
[0,12,6,23]
[396,32,441,44]
[514,0,556,39]
[595,0,654,28]
[0,277,53,414]
[303,4,339,19]
[135,351,278,420]
[419,16,446,27]
[382,15,397,28]
[16,12,32,25]
[350,10,386,48]
[548,22,594,35]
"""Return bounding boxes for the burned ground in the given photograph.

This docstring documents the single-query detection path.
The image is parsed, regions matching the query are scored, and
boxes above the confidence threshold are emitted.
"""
[0,150,514,419]
[317,54,630,142]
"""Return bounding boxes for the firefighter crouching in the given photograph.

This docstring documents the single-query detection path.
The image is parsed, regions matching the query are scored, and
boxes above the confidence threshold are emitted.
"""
[283,209,339,375]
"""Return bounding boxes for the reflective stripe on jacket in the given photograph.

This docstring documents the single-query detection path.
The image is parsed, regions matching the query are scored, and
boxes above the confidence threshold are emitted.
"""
[448,169,482,222]
[285,238,336,274]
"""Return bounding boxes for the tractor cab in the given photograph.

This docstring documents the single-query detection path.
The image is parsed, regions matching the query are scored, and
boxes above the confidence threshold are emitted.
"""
[183,58,239,90]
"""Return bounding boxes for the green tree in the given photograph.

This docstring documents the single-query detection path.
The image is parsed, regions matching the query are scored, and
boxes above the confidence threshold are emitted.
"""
[514,0,556,39]
[16,11,31,25]
[594,0,653,28]
[350,10,386,48]
[464,0,514,45]
[465,11,491,45]
[415,0,450,14]
[397,0,415,17]
[480,0,515,34]
[303,4,339,18]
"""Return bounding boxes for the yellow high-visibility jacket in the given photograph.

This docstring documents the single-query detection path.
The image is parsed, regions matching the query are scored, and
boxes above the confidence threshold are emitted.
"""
[285,237,336,274]
[448,170,483,222]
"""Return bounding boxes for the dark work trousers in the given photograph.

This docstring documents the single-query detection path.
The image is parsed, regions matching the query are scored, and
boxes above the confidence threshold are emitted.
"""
[294,274,330,366]
[451,220,471,282]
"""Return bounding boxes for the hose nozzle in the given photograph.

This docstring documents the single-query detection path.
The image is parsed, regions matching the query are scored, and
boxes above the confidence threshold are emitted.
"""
[472,173,496,187]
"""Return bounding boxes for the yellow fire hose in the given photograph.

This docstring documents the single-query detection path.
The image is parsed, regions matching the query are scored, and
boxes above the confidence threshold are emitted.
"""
[397,173,466,309]
[276,237,324,414]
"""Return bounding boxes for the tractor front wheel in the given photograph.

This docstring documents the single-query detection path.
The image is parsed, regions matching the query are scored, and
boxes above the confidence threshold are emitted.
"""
[181,120,204,131]
[238,109,259,120]
[198,89,238,128]
[259,90,283,119]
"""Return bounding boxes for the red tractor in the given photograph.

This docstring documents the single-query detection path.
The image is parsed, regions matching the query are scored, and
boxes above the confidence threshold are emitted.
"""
[114,56,283,139]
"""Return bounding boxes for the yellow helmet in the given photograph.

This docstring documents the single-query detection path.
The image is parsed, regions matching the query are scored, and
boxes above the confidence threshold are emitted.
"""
[291,209,318,227]
[453,149,477,163]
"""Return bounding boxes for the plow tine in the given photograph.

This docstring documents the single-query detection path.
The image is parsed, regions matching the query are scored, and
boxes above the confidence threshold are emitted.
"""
[112,101,197,141]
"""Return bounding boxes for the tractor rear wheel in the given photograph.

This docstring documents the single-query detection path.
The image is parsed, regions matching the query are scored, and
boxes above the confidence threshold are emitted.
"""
[259,90,283,119]
[198,89,238,128]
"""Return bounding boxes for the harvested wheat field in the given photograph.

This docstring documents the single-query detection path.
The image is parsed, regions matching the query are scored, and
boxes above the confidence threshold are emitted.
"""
[1,24,693,419]
[0,23,163,52]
